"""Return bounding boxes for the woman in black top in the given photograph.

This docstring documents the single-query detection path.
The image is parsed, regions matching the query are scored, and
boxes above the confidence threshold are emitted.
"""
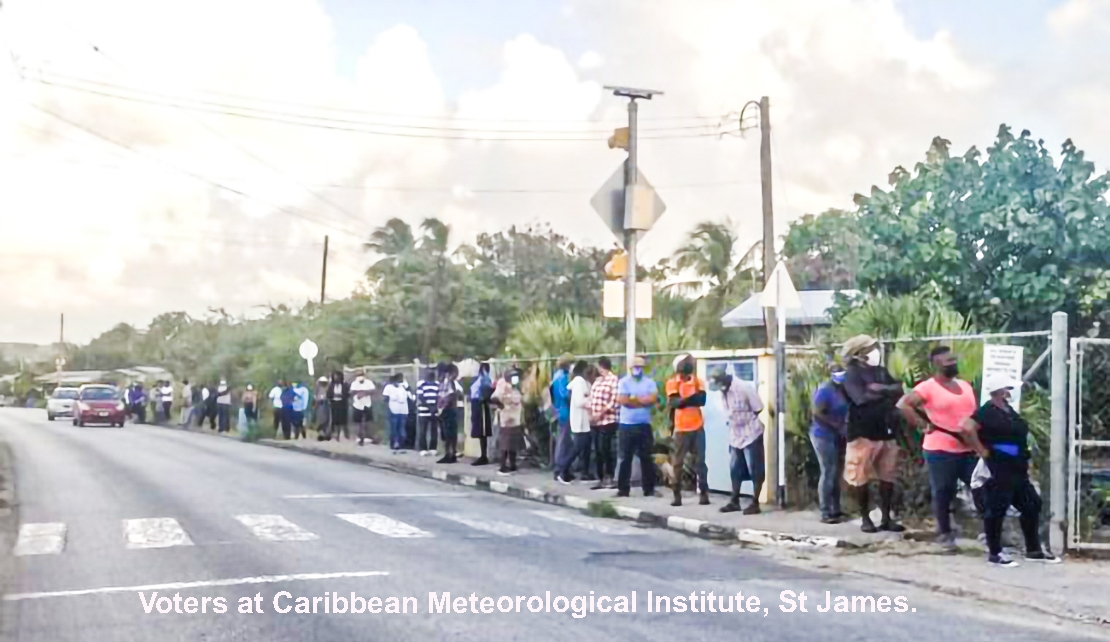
[961,375,1060,566]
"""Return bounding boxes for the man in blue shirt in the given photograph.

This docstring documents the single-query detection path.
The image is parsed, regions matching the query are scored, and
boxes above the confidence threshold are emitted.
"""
[616,356,658,497]
[293,380,311,439]
[550,354,573,478]
[811,366,849,523]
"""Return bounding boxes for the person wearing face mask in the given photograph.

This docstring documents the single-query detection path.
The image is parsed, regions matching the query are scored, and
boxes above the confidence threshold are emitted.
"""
[712,368,765,514]
[842,335,906,533]
[350,370,376,446]
[900,346,983,552]
[615,356,658,498]
[811,365,849,523]
[665,354,709,507]
[959,375,1060,566]
[491,368,525,475]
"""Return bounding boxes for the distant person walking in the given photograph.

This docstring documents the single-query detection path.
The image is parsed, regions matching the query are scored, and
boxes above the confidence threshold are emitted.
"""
[350,370,375,446]
[269,381,285,437]
[666,354,709,507]
[470,362,495,466]
[242,384,258,425]
[713,368,765,515]
[589,356,620,490]
[811,366,849,523]
[491,368,525,475]
[616,356,657,498]
[416,369,439,456]
[179,380,193,426]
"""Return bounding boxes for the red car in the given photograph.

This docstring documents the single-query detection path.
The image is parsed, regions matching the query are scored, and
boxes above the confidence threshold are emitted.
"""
[73,384,126,427]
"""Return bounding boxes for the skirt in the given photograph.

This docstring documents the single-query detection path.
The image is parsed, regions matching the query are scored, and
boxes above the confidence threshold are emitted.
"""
[497,424,525,454]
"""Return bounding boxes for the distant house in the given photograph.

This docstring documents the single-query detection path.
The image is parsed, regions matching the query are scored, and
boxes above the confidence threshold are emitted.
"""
[35,366,173,389]
[720,289,856,342]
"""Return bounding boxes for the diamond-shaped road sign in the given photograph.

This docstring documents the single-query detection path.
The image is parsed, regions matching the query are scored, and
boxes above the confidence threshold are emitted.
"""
[590,161,666,245]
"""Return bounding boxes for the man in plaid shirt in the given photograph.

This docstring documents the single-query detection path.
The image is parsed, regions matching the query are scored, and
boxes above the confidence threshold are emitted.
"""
[589,356,620,490]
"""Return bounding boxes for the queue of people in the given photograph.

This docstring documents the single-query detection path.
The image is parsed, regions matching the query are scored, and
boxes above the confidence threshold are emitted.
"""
[810,334,1059,566]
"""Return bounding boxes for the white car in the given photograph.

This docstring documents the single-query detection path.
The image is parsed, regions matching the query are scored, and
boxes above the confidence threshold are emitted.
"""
[47,387,80,420]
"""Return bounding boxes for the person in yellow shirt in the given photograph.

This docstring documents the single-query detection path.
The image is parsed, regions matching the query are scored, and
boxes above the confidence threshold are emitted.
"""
[666,354,709,507]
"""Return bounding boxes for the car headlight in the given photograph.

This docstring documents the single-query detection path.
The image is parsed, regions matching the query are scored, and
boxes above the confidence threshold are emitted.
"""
[116,402,125,411]
[78,402,90,412]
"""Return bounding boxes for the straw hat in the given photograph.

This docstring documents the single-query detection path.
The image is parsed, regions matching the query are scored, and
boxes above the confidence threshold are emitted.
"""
[841,334,878,360]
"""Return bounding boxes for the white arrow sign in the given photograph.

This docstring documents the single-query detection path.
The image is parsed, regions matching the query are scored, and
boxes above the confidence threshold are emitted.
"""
[760,262,801,342]
[299,340,318,377]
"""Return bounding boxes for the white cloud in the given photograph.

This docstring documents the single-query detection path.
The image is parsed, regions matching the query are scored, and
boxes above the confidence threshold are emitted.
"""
[0,0,1104,345]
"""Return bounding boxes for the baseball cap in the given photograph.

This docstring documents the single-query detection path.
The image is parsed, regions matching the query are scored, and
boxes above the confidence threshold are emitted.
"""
[983,373,1022,395]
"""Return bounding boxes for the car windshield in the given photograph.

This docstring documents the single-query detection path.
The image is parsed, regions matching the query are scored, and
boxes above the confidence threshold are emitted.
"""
[80,388,118,401]
[52,389,79,400]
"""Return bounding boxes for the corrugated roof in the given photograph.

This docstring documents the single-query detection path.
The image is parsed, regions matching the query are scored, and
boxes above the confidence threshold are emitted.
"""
[720,290,857,328]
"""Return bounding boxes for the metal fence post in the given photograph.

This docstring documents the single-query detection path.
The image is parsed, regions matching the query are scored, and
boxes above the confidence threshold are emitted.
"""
[1050,311,1068,554]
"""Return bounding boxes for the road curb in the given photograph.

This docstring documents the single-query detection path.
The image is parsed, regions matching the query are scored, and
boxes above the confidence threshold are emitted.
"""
[252,438,864,549]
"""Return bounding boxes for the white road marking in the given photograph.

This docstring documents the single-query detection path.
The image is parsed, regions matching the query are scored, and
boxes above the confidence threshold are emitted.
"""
[435,512,549,538]
[235,515,319,542]
[3,570,389,602]
[283,492,467,500]
[337,513,433,538]
[123,518,194,549]
[530,510,642,535]
[13,523,67,556]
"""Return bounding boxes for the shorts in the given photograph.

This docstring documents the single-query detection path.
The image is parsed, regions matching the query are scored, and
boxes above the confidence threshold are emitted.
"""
[352,407,372,423]
[844,438,899,486]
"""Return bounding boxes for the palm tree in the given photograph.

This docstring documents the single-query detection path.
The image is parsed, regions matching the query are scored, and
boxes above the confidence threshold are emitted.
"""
[416,218,452,358]
[667,221,762,343]
[364,218,416,277]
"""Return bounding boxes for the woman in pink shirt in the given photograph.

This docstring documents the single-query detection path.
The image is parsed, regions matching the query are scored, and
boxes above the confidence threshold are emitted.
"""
[900,346,986,552]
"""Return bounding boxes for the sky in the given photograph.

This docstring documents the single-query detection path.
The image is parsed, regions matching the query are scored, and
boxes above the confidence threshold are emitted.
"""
[0,0,1106,344]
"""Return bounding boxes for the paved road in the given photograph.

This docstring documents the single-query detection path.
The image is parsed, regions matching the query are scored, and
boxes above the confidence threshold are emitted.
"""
[0,408,1099,641]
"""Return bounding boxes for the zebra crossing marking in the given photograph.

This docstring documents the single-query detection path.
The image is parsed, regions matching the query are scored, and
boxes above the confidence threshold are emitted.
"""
[235,514,319,542]
[336,513,433,538]
[13,523,67,556]
[435,512,549,538]
[123,518,194,549]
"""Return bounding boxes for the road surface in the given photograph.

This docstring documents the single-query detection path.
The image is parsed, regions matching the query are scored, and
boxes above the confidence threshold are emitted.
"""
[0,408,1099,641]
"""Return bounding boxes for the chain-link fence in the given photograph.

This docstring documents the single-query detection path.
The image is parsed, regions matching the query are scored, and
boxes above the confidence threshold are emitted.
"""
[1068,339,1110,550]
[787,331,1053,527]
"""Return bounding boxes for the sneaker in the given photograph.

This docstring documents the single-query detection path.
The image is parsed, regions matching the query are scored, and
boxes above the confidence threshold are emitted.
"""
[590,481,606,490]
[879,521,906,533]
[988,554,1020,568]
[615,491,630,498]
[820,516,840,525]
[581,475,598,482]
[1025,550,1062,564]
[720,502,741,514]
[471,457,489,466]
[742,502,761,515]
[496,468,512,476]
[556,475,573,485]
[436,456,451,464]
[860,518,878,534]
[938,532,958,554]
[699,493,711,506]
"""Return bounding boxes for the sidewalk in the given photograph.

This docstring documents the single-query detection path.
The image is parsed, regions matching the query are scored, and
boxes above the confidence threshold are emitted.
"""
[257,434,916,549]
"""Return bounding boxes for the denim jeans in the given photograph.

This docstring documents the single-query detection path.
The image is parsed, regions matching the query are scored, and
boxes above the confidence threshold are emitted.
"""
[671,429,709,494]
[593,424,617,479]
[553,419,573,473]
[924,450,977,536]
[418,416,438,451]
[558,432,593,478]
[617,424,655,495]
[729,435,765,494]
[809,427,846,518]
[389,412,406,450]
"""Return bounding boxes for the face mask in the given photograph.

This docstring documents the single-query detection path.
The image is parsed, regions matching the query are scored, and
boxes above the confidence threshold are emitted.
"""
[679,362,694,376]
[831,372,846,384]
[510,376,520,387]
[941,363,959,378]
[631,367,644,378]
[865,350,881,367]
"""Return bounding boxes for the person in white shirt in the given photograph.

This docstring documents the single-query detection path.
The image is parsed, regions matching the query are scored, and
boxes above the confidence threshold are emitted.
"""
[268,381,286,438]
[180,380,193,426]
[556,360,593,484]
[216,380,232,433]
[160,381,174,425]
[349,371,376,446]
[382,373,411,452]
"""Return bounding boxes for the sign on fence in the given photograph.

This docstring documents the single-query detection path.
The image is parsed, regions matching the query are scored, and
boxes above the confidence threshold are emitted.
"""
[981,344,1024,410]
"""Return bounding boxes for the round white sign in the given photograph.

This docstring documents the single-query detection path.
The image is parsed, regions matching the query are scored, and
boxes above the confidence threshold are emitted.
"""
[298,339,319,360]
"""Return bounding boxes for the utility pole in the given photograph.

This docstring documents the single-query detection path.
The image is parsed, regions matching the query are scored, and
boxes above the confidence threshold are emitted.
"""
[606,86,663,370]
[320,235,329,305]
[741,95,782,506]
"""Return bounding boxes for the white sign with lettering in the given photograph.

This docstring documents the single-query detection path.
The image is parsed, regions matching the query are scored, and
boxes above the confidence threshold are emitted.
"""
[980,344,1024,411]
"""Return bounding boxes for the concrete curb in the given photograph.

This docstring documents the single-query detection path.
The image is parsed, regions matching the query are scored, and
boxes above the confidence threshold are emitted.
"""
[151,422,868,550]
[252,438,863,550]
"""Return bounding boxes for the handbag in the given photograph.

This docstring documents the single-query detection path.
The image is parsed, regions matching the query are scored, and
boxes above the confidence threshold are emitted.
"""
[970,457,992,489]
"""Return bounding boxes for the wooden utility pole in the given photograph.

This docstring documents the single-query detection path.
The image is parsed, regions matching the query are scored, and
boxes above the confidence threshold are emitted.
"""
[759,96,775,348]
[320,235,329,305]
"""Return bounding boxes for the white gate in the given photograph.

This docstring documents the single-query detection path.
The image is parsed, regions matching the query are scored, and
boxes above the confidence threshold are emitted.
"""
[1068,338,1110,550]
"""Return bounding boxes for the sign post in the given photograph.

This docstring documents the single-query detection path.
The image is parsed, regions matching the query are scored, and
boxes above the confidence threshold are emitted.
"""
[760,262,801,507]
[981,344,1025,410]
[298,340,319,378]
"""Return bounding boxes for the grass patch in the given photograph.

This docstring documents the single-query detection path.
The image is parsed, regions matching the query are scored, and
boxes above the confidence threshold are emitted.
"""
[589,500,620,520]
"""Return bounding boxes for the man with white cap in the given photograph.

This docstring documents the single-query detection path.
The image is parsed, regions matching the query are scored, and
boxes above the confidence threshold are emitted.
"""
[960,374,1061,566]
